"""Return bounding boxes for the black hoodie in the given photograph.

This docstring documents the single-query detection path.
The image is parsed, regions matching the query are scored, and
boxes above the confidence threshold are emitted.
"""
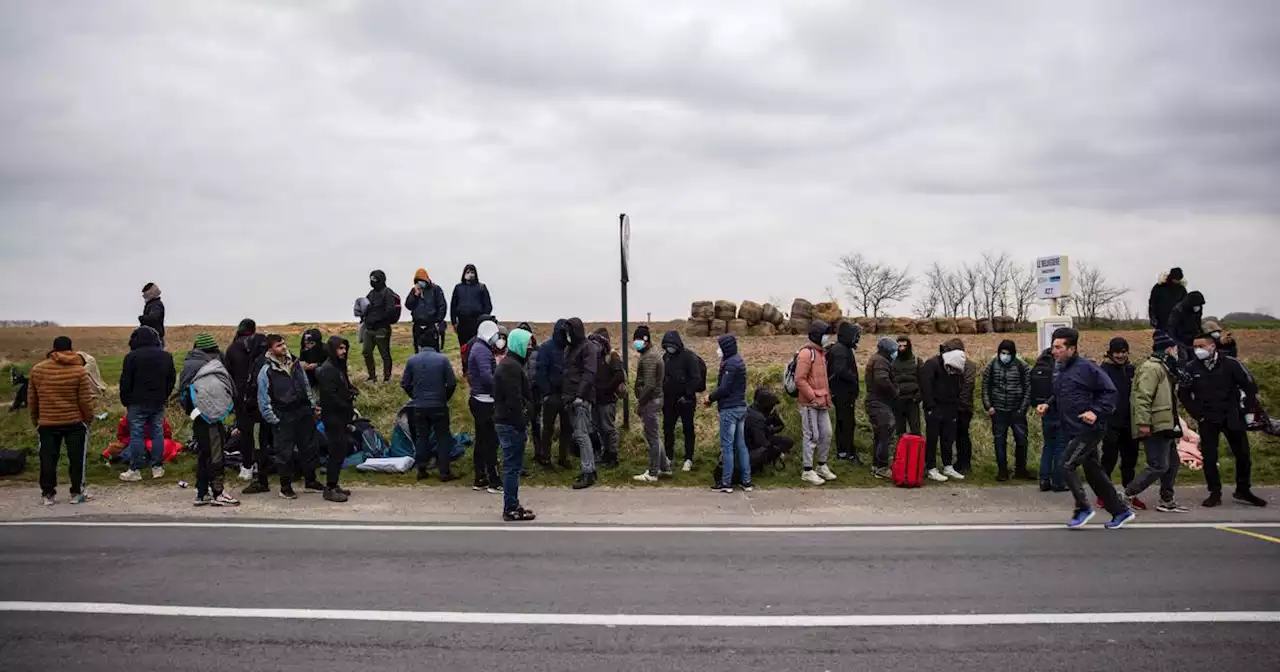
[299,328,327,387]
[1168,290,1205,347]
[745,388,785,451]
[316,336,356,419]
[826,322,861,398]
[450,264,494,324]
[661,330,703,401]
[120,326,176,408]
[560,318,598,403]
[364,270,400,330]
[225,332,256,403]
[892,337,922,403]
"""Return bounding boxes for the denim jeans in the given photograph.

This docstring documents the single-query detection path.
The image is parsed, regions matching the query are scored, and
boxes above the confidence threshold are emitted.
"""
[719,406,750,487]
[640,398,670,476]
[1039,415,1066,488]
[127,404,166,471]
[570,400,595,474]
[496,423,526,514]
[867,401,895,468]
[991,410,1029,474]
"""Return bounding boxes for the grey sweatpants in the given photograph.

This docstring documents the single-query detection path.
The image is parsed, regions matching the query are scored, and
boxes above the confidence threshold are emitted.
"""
[1125,435,1181,503]
[640,398,670,476]
[800,406,832,469]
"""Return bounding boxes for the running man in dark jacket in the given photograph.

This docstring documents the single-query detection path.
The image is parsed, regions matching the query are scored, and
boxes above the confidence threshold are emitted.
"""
[1180,333,1265,507]
[119,325,176,482]
[1099,337,1141,508]
[865,338,899,479]
[363,269,399,383]
[562,318,599,489]
[451,264,493,374]
[494,327,536,521]
[706,334,750,492]
[826,322,861,463]
[406,268,448,353]
[661,330,702,471]
[534,319,571,470]
[892,336,923,437]
[315,336,356,503]
[981,339,1031,481]
[139,282,165,346]
[402,329,458,481]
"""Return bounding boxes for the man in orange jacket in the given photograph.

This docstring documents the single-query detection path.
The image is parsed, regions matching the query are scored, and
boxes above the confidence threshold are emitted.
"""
[29,336,95,505]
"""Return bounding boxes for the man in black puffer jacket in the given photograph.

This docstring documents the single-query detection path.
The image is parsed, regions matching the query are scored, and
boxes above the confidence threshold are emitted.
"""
[661,331,702,471]
[982,339,1032,481]
[892,336,923,437]
[1180,333,1264,508]
[826,322,861,462]
[363,269,399,383]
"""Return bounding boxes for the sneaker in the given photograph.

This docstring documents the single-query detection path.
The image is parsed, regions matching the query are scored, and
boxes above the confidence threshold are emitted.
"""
[1039,480,1052,492]
[303,481,325,493]
[996,470,1010,482]
[331,485,351,496]
[193,494,212,506]
[872,466,892,480]
[1234,491,1268,507]
[741,483,754,493]
[941,465,965,480]
[119,469,142,482]
[240,481,269,495]
[1156,500,1190,513]
[801,469,826,486]
[633,472,659,483]
[323,488,349,503]
[1203,492,1222,508]
[712,484,734,493]
[682,460,693,472]
[151,466,165,479]
[1105,509,1136,530]
[279,488,298,500]
[70,492,90,505]
[238,466,255,481]
[213,493,240,507]
[40,495,55,506]
[836,452,850,461]
[815,464,838,481]
[472,481,490,492]
[1130,496,1147,511]
[487,485,503,494]
[1067,509,1096,529]
[572,472,596,490]
[926,468,948,483]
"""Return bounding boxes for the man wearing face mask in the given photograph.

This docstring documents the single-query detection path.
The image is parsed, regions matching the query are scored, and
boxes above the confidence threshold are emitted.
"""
[1200,320,1238,359]
[1098,337,1141,508]
[826,322,862,463]
[1167,290,1205,361]
[1180,333,1265,507]
[892,336,923,439]
[661,330,703,472]
[406,268,448,353]
[706,334,750,492]
[632,326,669,482]
[920,343,967,483]
[796,321,836,485]
[865,338,900,480]
[451,264,493,375]
[982,340,1032,481]
[363,270,399,383]
[561,318,599,489]
[1121,333,1189,513]
[466,318,505,492]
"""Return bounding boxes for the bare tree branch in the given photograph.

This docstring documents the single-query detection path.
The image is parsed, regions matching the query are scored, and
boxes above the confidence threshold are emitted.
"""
[835,253,914,319]
[1010,264,1037,323]
[1069,261,1129,327]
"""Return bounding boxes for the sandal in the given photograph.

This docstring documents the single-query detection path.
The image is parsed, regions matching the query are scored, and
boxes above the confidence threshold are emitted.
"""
[503,507,537,522]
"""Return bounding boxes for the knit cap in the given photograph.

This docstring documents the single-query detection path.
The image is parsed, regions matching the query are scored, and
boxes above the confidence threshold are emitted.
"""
[193,333,218,351]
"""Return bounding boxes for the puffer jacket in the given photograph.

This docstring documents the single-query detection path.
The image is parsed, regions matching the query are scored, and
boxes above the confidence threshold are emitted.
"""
[28,350,94,428]
[120,326,176,408]
[467,339,497,399]
[982,356,1031,413]
[560,318,598,404]
[257,354,314,424]
[958,359,979,414]
[1030,348,1055,406]
[865,353,898,406]
[634,345,664,406]
[707,334,747,410]
[892,343,922,403]
[450,264,493,324]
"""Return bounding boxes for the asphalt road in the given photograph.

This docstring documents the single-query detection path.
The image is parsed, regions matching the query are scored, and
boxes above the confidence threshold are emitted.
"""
[2,520,1278,670]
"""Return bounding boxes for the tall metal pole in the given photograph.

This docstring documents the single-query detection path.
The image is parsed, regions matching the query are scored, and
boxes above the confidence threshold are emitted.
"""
[620,213,631,430]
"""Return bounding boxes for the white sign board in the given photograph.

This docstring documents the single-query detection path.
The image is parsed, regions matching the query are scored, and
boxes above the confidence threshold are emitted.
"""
[621,214,631,265]
[1035,255,1070,300]
[1037,316,1075,354]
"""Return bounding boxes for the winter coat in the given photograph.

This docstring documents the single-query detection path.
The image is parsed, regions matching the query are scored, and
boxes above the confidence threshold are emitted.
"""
[139,298,165,341]
[401,347,457,410]
[920,355,963,420]
[28,350,94,428]
[1049,356,1117,438]
[298,328,327,388]
[634,345,664,407]
[707,334,747,410]
[467,339,498,399]
[560,318,598,404]
[178,350,235,422]
[865,353,898,406]
[364,271,400,330]
[256,353,314,424]
[535,320,568,399]
[1179,354,1258,431]
[224,334,257,403]
[1131,355,1179,437]
[450,264,493,324]
[591,334,626,405]
[661,331,702,402]
[1148,276,1187,332]
[120,326,176,408]
[406,280,448,326]
[316,337,356,420]
[982,356,1031,414]
[1168,291,1205,347]
[892,348,922,403]
[493,350,533,427]
[958,360,979,414]
[1030,348,1056,406]
[1100,358,1135,428]
[795,342,830,408]
[746,389,785,451]
[525,344,542,401]
[826,322,861,399]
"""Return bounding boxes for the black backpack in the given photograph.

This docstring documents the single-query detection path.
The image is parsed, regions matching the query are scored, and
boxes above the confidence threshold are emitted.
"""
[388,289,403,324]
[691,352,708,393]
[0,449,27,476]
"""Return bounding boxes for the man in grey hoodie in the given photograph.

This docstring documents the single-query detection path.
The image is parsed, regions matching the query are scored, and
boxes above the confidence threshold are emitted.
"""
[179,333,239,507]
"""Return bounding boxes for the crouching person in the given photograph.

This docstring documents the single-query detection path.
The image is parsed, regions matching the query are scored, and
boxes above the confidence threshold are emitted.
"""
[257,334,321,499]
[316,336,357,503]
[495,327,536,521]
[746,388,793,469]
[180,334,239,507]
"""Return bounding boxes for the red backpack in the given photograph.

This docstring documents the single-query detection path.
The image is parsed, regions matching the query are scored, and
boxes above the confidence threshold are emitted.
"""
[892,434,926,488]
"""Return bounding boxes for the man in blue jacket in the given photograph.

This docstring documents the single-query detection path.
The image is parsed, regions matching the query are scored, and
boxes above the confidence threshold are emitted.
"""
[256,335,321,499]
[705,334,750,492]
[402,330,458,482]
[1038,328,1134,529]
[466,318,503,491]
[451,264,493,374]
[534,319,571,470]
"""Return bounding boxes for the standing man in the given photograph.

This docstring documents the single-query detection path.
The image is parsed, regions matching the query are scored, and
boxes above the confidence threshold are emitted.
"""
[1180,333,1266,507]
[632,326,669,482]
[450,264,493,375]
[796,321,836,485]
[1168,290,1206,360]
[950,338,979,475]
[224,319,261,481]
[1040,328,1134,529]
[316,336,357,503]
[298,328,327,388]
[706,334,750,493]
[494,327,536,521]
[892,336,923,438]
[920,344,966,483]
[1147,267,1187,334]
[1099,337,1142,509]
[406,268,448,353]
[139,282,165,347]
[865,338,899,480]
[661,330,702,472]
[402,329,458,482]
[178,334,239,507]
[561,318,599,490]
[1122,333,1189,513]
[827,322,861,463]
[363,270,399,383]
[29,336,95,505]
[119,325,176,482]
[466,318,504,492]
[591,328,625,469]
[982,339,1032,481]
[256,334,322,499]
[1031,345,1066,492]
[534,320,571,470]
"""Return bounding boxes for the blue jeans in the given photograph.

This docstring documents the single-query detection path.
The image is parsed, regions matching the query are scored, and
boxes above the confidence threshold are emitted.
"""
[1039,415,1066,488]
[127,404,166,471]
[719,406,750,487]
[496,423,526,514]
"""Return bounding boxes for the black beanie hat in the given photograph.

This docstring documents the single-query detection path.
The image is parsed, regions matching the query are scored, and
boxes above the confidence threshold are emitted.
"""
[52,336,73,352]
[633,325,651,342]
[1169,267,1184,281]
[237,318,257,336]
[1153,331,1177,352]
[1108,337,1130,354]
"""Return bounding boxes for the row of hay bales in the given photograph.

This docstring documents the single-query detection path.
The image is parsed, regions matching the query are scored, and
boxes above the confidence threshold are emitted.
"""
[686,299,1020,337]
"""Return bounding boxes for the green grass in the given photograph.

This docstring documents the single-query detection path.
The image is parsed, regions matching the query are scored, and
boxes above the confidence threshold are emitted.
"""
[3,338,1279,492]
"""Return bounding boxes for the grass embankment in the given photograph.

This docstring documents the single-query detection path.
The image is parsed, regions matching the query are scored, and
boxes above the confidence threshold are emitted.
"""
[2,334,1277,493]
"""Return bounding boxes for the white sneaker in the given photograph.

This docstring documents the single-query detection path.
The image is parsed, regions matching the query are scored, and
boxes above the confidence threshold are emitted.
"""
[816,464,838,481]
[633,472,659,483]
[682,460,693,472]
[238,466,255,481]
[40,495,55,506]
[801,470,826,486]
[119,469,142,482]
[926,468,948,483]
[941,465,965,480]
[213,492,241,507]
[151,466,165,479]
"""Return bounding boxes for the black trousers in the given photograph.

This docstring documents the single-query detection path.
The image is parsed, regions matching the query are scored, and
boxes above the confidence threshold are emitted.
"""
[1199,421,1252,494]
[1063,431,1124,515]
[362,328,392,382]
[269,410,316,488]
[537,394,571,464]
[412,407,455,478]
[832,394,857,458]
[1101,426,1140,486]
[955,410,974,473]
[924,412,957,470]
[38,423,87,498]
[662,396,696,462]
[412,321,443,354]
[233,400,259,468]
[894,400,922,436]
[192,418,226,498]
[470,397,500,486]
[456,317,480,374]
[322,412,352,488]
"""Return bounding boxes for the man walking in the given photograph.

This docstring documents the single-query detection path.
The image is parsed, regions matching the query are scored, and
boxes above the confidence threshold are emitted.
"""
[632,326,669,482]
[796,321,836,485]
[982,339,1032,481]
[402,329,458,482]
[892,336,923,437]
[316,336,357,503]
[1100,337,1142,508]
[450,264,493,374]
[534,319,571,470]
[826,322,861,463]
[119,325,176,482]
[1180,332,1265,507]
[1122,333,1189,513]
[494,327,536,521]
[661,330,702,472]
[1031,345,1066,492]
[706,334,750,492]
[920,344,966,482]
[363,269,398,383]
[256,334,322,499]
[29,336,95,505]
[178,334,239,507]
[406,268,448,353]
[466,318,504,492]
[865,338,900,480]
[1041,328,1134,529]
[561,318,599,489]
[591,328,625,469]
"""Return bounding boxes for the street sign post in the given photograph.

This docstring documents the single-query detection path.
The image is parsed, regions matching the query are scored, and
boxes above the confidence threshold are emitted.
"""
[1035,254,1073,353]
[620,213,631,430]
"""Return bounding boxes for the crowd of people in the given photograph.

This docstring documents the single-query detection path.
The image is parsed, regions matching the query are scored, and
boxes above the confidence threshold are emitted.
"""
[20,265,1270,525]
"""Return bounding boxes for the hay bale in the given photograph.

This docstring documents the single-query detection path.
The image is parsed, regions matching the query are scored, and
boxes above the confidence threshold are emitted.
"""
[994,316,1016,333]
[747,322,776,337]
[855,317,877,334]
[713,300,738,322]
[690,301,714,320]
[791,299,814,320]
[727,319,749,336]
[788,317,812,335]
[914,319,936,335]
[887,317,913,334]
[957,317,978,335]
[684,319,711,338]
[976,318,993,334]
[762,303,784,326]
[710,319,728,336]
[813,301,842,325]
[738,301,764,325]
[935,317,958,334]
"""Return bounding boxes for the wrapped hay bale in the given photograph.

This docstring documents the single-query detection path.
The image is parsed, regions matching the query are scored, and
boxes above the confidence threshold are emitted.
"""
[976,318,993,334]
[710,319,728,336]
[690,301,714,320]
[762,303,785,326]
[995,316,1016,333]
[727,319,749,336]
[888,317,913,334]
[684,319,711,338]
[935,317,958,334]
[914,319,936,335]
[788,317,812,335]
[957,317,978,335]
[814,301,843,325]
[791,298,814,320]
[738,300,764,325]
[748,322,776,337]
[714,300,738,322]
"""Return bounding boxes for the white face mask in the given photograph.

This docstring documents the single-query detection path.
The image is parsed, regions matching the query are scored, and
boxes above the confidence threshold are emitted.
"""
[999,353,1012,364]
[1193,306,1202,313]
[716,347,724,359]
[821,335,832,347]
[1194,348,1211,361]
[664,346,677,355]
[1210,331,1222,339]
[465,272,476,281]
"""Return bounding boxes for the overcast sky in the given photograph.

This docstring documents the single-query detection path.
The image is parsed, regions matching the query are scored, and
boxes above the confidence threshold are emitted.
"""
[2,1,1278,326]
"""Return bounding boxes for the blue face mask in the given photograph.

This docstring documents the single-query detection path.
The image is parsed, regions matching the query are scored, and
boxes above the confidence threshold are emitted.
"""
[890,351,898,361]
[634,340,646,352]
[416,281,428,289]
[999,353,1012,364]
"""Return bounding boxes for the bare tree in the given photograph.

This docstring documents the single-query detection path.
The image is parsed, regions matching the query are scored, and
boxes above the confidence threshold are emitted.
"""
[1069,261,1129,327]
[930,262,971,318]
[836,254,914,318]
[961,263,982,317]
[1009,264,1037,323]
[973,251,1013,320]
[913,268,943,318]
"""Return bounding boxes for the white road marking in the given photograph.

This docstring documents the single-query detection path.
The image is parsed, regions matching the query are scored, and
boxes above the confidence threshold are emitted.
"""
[1,601,1277,627]
[1,520,1279,533]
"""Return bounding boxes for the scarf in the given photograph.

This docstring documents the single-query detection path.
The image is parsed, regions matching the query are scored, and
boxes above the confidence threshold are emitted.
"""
[265,349,294,375]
